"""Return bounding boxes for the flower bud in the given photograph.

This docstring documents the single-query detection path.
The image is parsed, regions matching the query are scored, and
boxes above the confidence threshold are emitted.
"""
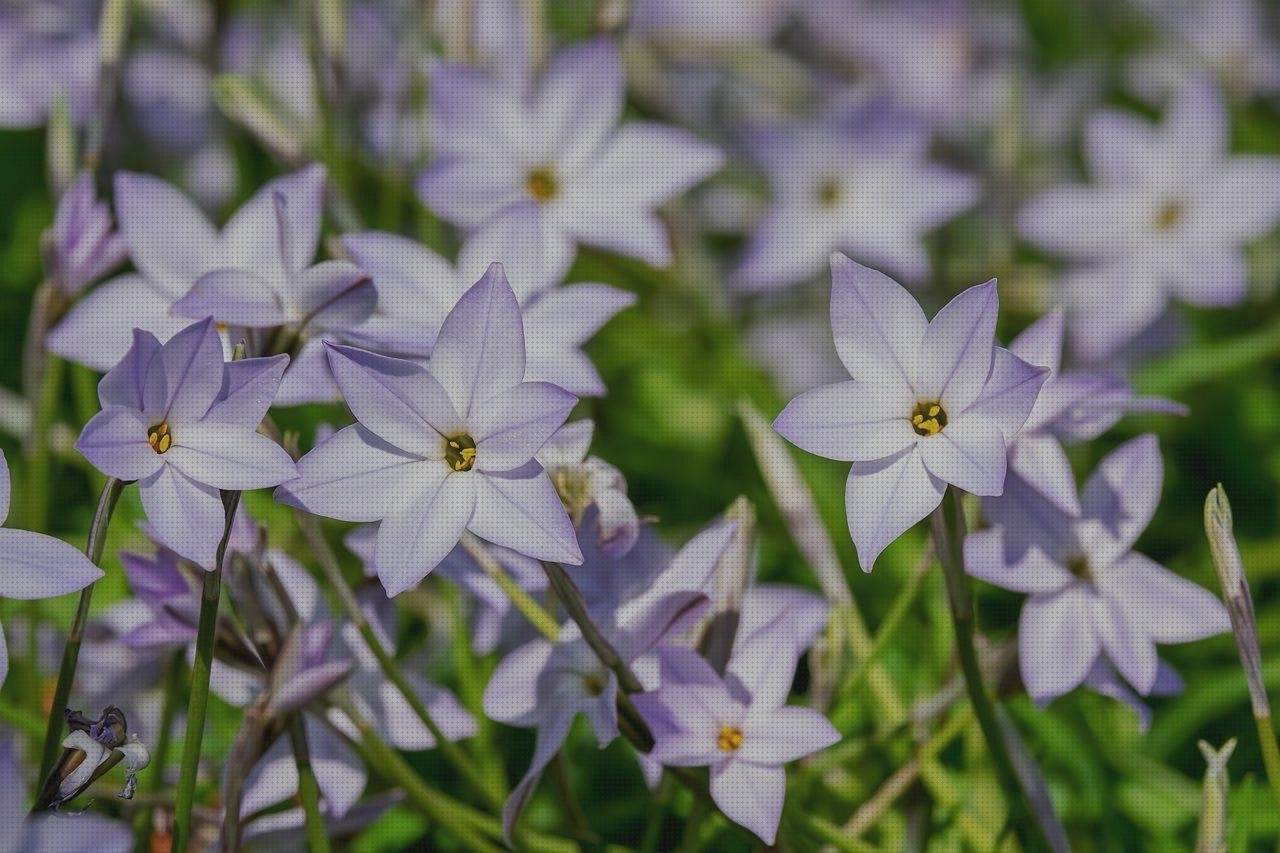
[1205,485,1269,718]
[1195,738,1235,853]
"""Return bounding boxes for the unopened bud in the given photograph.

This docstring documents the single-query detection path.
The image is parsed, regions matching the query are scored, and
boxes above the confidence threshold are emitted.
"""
[1205,485,1269,718]
[1195,738,1235,853]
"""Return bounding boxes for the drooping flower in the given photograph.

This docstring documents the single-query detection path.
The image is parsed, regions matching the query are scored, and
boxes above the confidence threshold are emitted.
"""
[44,171,128,297]
[964,434,1230,701]
[277,265,583,596]
[1018,78,1280,360]
[634,640,839,843]
[76,318,297,567]
[735,114,979,290]
[341,230,634,396]
[537,420,639,556]
[1001,310,1186,515]
[483,518,737,838]
[47,165,357,404]
[774,254,1047,570]
[418,37,723,292]
[0,449,105,688]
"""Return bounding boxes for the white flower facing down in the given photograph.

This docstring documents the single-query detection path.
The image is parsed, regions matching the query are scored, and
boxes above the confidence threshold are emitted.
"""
[774,253,1048,570]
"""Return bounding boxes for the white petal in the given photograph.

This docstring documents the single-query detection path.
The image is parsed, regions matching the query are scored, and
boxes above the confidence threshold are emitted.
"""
[428,265,526,417]
[469,465,583,564]
[917,415,1007,496]
[773,381,914,462]
[709,761,786,845]
[1019,585,1100,701]
[914,280,999,411]
[375,474,476,595]
[0,531,103,598]
[828,253,924,391]
[844,448,944,572]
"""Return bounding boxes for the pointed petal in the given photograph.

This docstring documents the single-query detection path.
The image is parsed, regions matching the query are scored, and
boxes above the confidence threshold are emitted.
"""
[483,639,555,725]
[114,171,219,289]
[915,280,999,411]
[917,415,1007,496]
[709,761,786,845]
[456,203,577,300]
[204,354,288,429]
[276,425,440,522]
[965,347,1048,440]
[139,465,226,568]
[773,380,914,462]
[828,253,925,391]
[325,343,462,457]
[739,705,840,764]
[1019,585,1099,701]
[151,317,225,423]
[845,449,944,572]
[1009,310,1065,374]
[472,382,578,472]
[963,529,1075,595]
[375,473,476,595]
[1094,552,1230,644]
[76,408,163,481]
[1079,434,1162,563]
[294,261,377,333]
[98,328,163,410]
[1092,595,1159,695]
[429,264,526,416]
[222,164,326,275]
[47,274,189,372]
[501,709,573,842]
[1009,435,1081,516]
[173,269,288,328]
[469,464,583,564]
[0,531,103,598]
[165,423,296,490]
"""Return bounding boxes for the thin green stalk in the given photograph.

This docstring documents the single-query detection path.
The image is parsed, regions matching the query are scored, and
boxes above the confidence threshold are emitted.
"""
[25,351,65,533]
[295,508,507,811]
[540,561,642,694]
[1256,714,1280,812]
[173,491,241,852]
[134,650,184,849]
[932,488,1051,852]
[288,715,332,853]
[37,476,125,788]
[462,534,560,641]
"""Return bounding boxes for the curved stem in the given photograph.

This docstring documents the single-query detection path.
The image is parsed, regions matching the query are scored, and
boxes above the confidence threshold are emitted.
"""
[36,476,124,789]
[461,534,559,641]
[931,488,1052,852]
[173,491,241,852]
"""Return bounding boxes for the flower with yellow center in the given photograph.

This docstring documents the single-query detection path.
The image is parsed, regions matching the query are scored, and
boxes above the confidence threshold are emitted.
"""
[444,434,477,472]
[146,422,172,454]
[716,725,744,752]
[525,167,558,203]
[1154,199,1183,231]
[910,401,948,437]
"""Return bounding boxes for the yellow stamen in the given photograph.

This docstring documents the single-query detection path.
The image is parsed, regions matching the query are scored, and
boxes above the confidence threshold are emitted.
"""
[717,725,744,752]
[910,401,948,437]
[445,434,477,472]
[1155,200,1183,231]
[817,178,842,207]
[526,167,558,202]
[147,422,173,454]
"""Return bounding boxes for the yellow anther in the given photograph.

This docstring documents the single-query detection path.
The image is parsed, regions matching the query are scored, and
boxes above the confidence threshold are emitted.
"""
[1155,200,1183,231]
[445,434,477,472]
[147,422,173,454]
[910,401,948,437]
[817,178,842,207]
[716,725,744,752]
[526,167,558,202]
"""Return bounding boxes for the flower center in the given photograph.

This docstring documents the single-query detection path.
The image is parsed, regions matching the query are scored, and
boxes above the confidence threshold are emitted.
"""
[147,422,173,454]
[526,167,558,202]
[582,674,605,696]
[1155,200,1183,231]
[817,178,842,207]
[716,725,744,753]
[910,402,948,437]
[1066,555,1093,581]
[444,434,477,472]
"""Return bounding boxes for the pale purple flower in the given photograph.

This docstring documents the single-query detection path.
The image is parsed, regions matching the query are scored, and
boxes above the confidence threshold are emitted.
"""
[418,38,723,292]
[1081,657,1184,732]
[341,230,634,396]
[537,420,638,556]
[774,254,1047,570]
[0,449,104,688]
[47,165,341,402]
[0,0,98,128]
[484,518,737,838]
[76,318,296,567]
[277,266,583,596]
[1019,78,1280,360]
[628,0,794,47]
[965,434,1230,701]
[634,642,839,844]
[735,115,979,290]
[45,172,128,297]
[1002,310,1186,516]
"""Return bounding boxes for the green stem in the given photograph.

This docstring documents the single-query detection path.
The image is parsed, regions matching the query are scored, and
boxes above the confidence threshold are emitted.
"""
[36,476,124,788]
[173,491,241,852]
[462,534,560,641]
[932,488,1050,852]
[540,562,642,694]
[295,509,506,812]
[288,715,332,853]
[134,650,184,849]
[25,353,65,533]
[1255,713,1280,812]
